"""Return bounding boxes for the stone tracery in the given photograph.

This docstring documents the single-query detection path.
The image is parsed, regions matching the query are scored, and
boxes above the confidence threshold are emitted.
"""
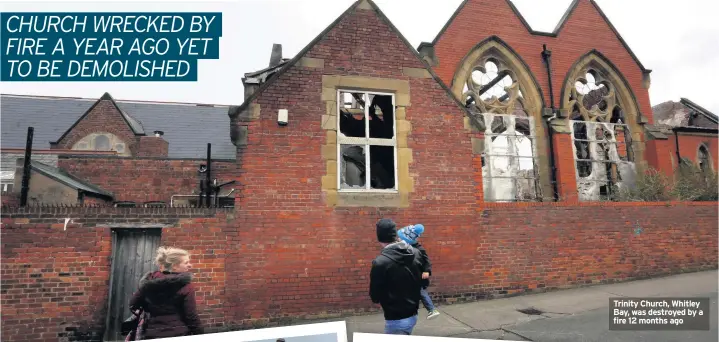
[566,65,637,200]
[463,58,529,118]
[461,55,540,201]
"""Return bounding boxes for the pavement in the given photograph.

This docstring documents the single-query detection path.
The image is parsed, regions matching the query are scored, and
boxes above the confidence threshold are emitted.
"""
[343,270,719,341]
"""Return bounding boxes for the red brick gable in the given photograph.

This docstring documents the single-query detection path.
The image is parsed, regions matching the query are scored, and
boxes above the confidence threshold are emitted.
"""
[233,0,474,119]
[226,0,485,321]
[430,0,653,121]
[302,4,427,77]
[51,93,140,153]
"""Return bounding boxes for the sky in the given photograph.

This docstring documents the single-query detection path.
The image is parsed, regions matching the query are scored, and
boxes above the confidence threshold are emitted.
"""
[0,0,718,114]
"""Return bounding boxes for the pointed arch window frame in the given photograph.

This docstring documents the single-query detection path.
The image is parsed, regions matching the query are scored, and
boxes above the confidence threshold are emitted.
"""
[450,37,551,202]
[697,143,713,173]
[560,51,645,202]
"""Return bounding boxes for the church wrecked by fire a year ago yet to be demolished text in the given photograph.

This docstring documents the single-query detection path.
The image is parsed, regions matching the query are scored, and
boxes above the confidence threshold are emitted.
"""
[1,0,717,341]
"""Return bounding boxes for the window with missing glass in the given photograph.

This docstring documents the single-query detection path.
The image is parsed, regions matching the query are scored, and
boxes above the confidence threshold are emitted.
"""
[568,69,635,201]
[481,113,541,202]
[460,56,543,202]
[336,89,397,192]
[698,144,712,173]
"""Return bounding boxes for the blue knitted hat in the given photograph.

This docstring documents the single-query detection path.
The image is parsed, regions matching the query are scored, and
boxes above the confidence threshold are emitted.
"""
[398,224,424,245]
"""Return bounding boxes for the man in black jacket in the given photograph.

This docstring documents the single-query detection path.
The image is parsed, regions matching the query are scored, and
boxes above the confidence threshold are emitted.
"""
[370,218,423,335]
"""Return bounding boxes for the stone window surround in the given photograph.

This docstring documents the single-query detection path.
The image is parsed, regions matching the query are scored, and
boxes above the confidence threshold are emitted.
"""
[450,40,553,201]
[558,53,647,174]
[697,143,713,172]
[452,41,650,203]
[320,75,415,208]
[336,89,399,193]
[72,132,131,156]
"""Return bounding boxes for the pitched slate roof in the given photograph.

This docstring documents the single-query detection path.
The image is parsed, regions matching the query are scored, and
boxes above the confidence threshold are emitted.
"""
[1,94,236,160]
[51,92,147,144]
[30,160,113,199]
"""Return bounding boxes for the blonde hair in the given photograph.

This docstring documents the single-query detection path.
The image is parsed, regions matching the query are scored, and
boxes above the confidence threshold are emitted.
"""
[155,246,189,271]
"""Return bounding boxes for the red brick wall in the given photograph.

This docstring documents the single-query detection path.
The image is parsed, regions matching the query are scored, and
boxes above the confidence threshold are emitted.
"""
[2,202,716,340]
[82,195,110,206]
[647,133,718,179]
[0,207,232,342]
[228,201,717,323]
[2,3,716,341]
[673,134,718,171]
[430,0,653,122]
[460,202,717,296]
[2,191,19,206]
[645,138,675,177]
[135,136,169,158]
[426,0,664,201]
[229,4,480,323]
[57,156,237,204]
[52,100,139,154]
[552,133,579,200]
[225,3,718,326]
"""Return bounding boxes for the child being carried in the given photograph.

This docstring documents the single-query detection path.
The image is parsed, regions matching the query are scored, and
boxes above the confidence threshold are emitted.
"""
[398,224,440,320]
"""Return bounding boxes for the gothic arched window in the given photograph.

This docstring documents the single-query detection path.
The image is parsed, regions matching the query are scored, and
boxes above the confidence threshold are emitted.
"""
[563,53,640,202]
[698,144,711,173]
[459,47,543,202]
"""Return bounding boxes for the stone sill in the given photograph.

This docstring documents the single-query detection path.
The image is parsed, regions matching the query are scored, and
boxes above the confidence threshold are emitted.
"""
[332,191,408,208]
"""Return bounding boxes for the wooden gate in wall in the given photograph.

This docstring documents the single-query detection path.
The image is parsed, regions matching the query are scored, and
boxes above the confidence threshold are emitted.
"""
[103,228,162,341]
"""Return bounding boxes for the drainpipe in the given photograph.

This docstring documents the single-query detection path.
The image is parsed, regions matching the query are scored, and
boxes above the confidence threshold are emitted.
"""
[20,127,34,207]
[205,143,212,207]
[673,127,681,166]
[541,44,559,201]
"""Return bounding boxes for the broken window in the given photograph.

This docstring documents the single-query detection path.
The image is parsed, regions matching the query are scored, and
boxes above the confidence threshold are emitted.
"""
[698,145,711,173]
[462,57,541,201]
[481,113,541,201]
[337,90,396,191]
[569,69,635,201]
[462,59,527,115]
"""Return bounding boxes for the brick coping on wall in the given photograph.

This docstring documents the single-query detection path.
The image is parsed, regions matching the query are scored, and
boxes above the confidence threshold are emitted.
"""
[54,155,238,162]
[478,200,718,208]
[0,205,234,218]
[1,201,715,217]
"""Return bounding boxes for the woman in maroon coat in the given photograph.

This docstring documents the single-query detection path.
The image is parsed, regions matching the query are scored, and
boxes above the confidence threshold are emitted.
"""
[129,246,204,339]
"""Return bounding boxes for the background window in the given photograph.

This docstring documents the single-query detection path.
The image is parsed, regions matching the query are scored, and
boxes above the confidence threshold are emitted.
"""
[94,135,111,151]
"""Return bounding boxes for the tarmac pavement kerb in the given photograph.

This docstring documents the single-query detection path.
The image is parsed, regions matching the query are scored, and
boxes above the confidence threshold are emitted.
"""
[343,270,719,340]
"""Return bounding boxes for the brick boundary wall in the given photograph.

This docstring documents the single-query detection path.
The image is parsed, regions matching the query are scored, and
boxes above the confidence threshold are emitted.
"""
[2,202,716,341]
[222,201,718,328]
[1,191,20,206]
[56,156,238,204]
[1,206,234,342]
